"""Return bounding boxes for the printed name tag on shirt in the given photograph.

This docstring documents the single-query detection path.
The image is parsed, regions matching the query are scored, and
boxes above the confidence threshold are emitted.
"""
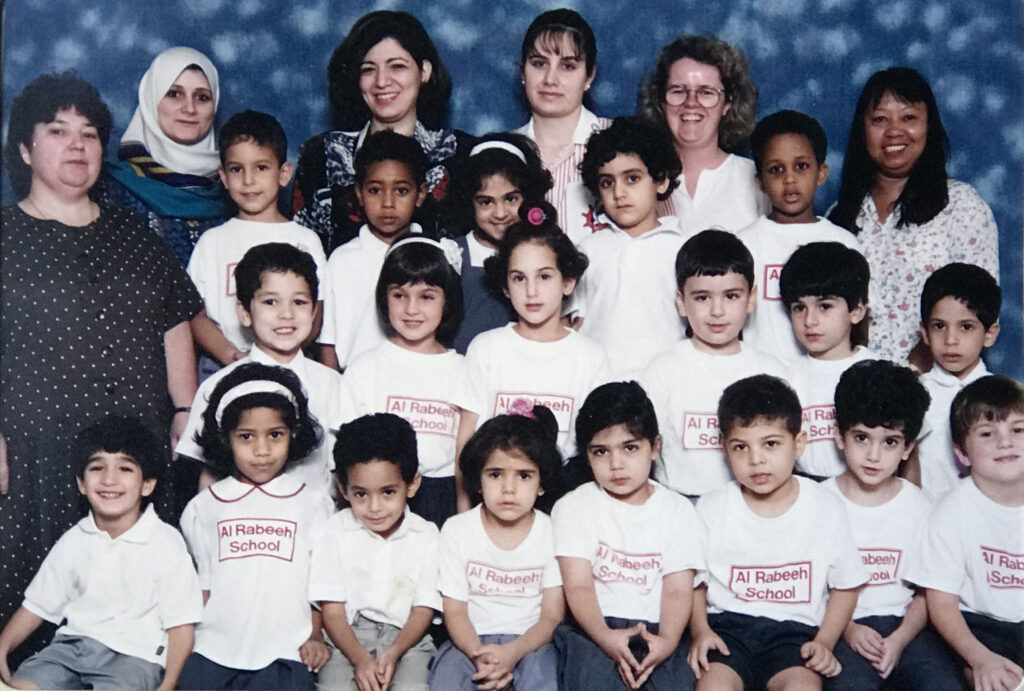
[224,262,238,297]
[681,412,722,450]
[981,546,1024,589]
[762,265,783,301]
[494,393,574,433]
[802,405,837,444]
[860,548,901,586]
[218,518,297,562]
[466,560,544,598]
[387,396,458,437]
[730,561,813,603]
[593,542,662,590]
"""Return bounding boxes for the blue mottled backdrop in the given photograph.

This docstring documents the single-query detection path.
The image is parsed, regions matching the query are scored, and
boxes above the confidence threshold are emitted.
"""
[2,0,1021,376]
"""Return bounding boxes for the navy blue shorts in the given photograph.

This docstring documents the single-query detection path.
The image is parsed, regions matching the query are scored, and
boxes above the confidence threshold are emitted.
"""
[177,651,313,690]
[706,612,817,689]
[963,611,1024,666]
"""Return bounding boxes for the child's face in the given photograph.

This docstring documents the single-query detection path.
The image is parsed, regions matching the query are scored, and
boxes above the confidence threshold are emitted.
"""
[921,297,999,379]
[77,452,155,530]
[522,33,592,120]
[218,139,293,222]
[596,153,668,236]
[343,459,420,539]
[230,406,290,485]
[505,241,575,332]
[356,159,426,243]
[586,423,660,505]
[387,281,445,352]
[788,295,866,360]
[757,133,827,224]
[837,423,912,489]
[676,271,755,354]
[725,417,805,501]
[954,411,1024,493]
[479,448,542,526]
[237,270,315,364]
[474,174,523,243]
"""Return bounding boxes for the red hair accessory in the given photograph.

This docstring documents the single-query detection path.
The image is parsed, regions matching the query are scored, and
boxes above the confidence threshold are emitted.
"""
[507,398,536,419]
[526,206,546,226]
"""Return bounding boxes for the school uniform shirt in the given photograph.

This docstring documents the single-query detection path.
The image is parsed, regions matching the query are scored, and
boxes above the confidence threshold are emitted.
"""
[571,217,688,380]
[822,478,932,619]
[175,345,344,493]
[180,475,334,670]
[308,508,440,628]
[640,339,786,496]
[186,218,328,352]
[340,341,464,478]
[552,481,704,623]
[655,154,769,236]
[917,362,989,501]
[454,324,609,459]
[697,477,868,627]
[792,347,877,478]
[438,506,561,636]
[905,478,1024,623]
[23,505,202,666]
[737,216,861,364]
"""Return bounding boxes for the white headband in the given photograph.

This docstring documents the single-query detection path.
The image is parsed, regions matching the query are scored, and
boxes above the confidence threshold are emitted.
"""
[386,236,464,275]
[469,140,527,164]
[215,380,298,424]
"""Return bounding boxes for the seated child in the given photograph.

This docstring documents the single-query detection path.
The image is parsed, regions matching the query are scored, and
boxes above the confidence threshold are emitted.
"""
[689,374,867,691]
[574,116,685,379]
[432,406,565,691]
[188,110,328,373]
[913,263,1001,500]
[177,243,343,494]
[780,242,875,479]
[178,363,335,691]
[738,110,860,364]
[0,416,202,691]
[906,376,1024,691]
[554,381,702,691]
[311,414,440,691]
[824,360,964,690]
[320,131,428,371]
[640,229,785,498]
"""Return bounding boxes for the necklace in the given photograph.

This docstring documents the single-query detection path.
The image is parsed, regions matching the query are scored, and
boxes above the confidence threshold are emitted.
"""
[22,195,98,226]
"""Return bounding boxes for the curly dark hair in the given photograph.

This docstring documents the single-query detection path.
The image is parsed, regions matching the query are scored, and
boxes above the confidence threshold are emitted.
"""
[835,360,930,439]
[579,116,681,207]
[334,413,419,487]
[718,374,803,438]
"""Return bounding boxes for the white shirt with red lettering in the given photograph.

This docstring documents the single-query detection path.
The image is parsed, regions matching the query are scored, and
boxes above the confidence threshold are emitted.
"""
[552,481,704,623]
[454,324,609,458]
[792,347,877,478]
[905,478,1024,623]
[438,505,561,636]
[180,475,335,670]
[822,477,931,619]
[640,339,786,496]
[697,477,868,626]
[340,340,464,477]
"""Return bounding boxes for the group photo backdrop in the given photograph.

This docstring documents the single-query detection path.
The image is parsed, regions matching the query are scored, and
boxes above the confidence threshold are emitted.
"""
[2,0,1021,376]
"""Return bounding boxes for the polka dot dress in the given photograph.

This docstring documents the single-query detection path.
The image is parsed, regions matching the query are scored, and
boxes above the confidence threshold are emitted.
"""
[0,204,202,621]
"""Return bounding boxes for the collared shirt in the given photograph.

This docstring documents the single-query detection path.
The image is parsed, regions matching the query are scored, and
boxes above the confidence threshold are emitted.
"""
[656,154,767,236]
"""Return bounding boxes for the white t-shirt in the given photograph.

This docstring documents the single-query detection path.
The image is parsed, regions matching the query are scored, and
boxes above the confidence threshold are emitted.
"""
[697,477,868,627]
[341,341,464,478]
[438,506,561,636]
[186,218,328,353]
[656,154,769,236]
[905,478,1024,623]
[309,508,441,628]
[822,478,932,619]
[737,216,861,364]
[640,339,786,496]
[23,506,202,666]
[552,481,704,623]
[572,218,688,380]
[180,475,335,669]
[792,347,877,478]
[454,324,609,458]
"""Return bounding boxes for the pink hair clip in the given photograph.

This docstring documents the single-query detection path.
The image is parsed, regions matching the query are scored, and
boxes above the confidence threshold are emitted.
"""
[507,398,536,419]
[526,207,546,226]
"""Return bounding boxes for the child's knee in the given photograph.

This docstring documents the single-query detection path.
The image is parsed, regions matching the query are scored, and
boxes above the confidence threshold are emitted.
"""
[766,664,822,691]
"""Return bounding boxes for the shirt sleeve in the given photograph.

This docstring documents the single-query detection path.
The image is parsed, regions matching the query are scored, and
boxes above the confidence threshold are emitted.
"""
[552,491,595,560]
[179,498,214,591]
[319,254,339,347]
[452,337,489,416]
[22,531,77,624]
[437,520,469,601]
[661,493,705,577]
[186,235,213,305]
[903,501,965,594]
[155,530,204,629]
[825,496,871,590]
[308,518,347,604]
[414,528,443,611]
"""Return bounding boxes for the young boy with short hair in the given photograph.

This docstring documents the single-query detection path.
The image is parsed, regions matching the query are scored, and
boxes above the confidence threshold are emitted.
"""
[689,375,867,690]
[823,360,965,689]
[573,116,684,378]
[320,131,429,372]
[188,110,327,372]
[780,241,876,479]
[912,263,1001,500]
[640,230,785,497]
[0,416,202,691]
[738,110,860,363]
[906,375,1024,690]
[176,243,343,493]
[310,413,440,691]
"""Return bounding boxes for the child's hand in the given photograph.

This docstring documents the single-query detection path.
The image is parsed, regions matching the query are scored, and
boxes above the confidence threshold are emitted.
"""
[842,621,884,664]
[0,654,12,684]
[874,632,910,679]
[687,627,730,680]
[353,652,383,691]
[633,624,676,688]
[968,649,1024,691]
[299,637,329,674]
[801,640,842,677]
[596,623,644,689]
[375,647,399,690]
[470,647,513,691]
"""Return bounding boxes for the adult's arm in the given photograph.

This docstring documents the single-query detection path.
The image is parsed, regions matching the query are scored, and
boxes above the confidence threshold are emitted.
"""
[165,321,198,449]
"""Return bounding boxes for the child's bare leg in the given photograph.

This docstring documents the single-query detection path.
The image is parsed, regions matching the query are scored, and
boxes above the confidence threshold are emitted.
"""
[766,665,822,691]
[695,662,743,691]
[7,676,42,690]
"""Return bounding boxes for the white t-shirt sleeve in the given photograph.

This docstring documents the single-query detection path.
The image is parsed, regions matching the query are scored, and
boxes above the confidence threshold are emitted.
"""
[180,498,214,590]
[662,495,705,577]
[22,531,77,623]
[156,532,205,629]
[906,503,964,594]
[826,500,870,590]
[308,518,347,604]
[414,530,442,610]
[438,520,470,602]
[453,337,490,417]
[186,235,215,305]
[551,490,595,560]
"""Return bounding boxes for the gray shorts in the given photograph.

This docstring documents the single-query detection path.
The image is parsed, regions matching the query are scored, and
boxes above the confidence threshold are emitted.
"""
[13,634,163,690]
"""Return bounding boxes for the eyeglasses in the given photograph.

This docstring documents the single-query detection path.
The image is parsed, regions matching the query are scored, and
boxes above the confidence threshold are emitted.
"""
[664,85,725,108]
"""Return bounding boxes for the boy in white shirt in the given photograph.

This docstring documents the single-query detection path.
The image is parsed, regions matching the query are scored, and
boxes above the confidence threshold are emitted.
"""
[779,242,875,479]
[738,110,860,364]
[188,110,327,372]
[906,376,1024,691]
[310,414,440,691]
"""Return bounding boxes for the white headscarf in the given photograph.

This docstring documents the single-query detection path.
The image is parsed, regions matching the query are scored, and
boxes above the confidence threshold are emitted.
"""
[121,46,221,178]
